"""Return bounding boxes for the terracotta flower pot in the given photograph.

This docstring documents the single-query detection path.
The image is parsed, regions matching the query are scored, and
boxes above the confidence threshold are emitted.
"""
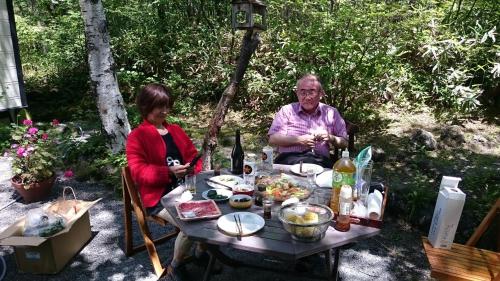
[11,176,56,203]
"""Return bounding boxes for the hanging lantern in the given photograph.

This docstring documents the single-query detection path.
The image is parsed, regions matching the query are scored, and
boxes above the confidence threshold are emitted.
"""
[231,0,267,31]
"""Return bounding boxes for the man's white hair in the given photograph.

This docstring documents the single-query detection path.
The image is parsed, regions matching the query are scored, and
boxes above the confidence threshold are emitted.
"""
[296,74,324,93]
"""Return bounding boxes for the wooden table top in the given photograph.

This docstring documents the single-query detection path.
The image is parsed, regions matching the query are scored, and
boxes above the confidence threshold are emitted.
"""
[161,166,381,261]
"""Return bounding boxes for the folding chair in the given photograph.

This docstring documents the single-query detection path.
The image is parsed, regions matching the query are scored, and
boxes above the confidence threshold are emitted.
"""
[122,166,179,278]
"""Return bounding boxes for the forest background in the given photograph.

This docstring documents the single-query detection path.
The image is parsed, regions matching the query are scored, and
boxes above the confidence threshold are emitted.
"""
[0,0,498,244]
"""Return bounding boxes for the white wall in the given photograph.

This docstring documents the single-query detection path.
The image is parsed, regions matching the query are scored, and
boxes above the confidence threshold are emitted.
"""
[0,0,23,111]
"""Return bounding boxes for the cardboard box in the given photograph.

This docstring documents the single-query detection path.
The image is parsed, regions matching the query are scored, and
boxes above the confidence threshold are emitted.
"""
[428,186,466,249]
[0,199,100,274]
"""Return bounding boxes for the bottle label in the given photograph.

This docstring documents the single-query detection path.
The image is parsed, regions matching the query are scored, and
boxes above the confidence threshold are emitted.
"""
[339,202,351,216]
[332,172,355,188]
[244,161,256,176]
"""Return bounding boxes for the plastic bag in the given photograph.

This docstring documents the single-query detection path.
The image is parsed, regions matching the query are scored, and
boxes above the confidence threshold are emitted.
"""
[23,207,66,237]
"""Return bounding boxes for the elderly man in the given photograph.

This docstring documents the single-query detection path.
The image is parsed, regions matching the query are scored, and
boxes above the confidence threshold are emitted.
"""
[268,74,348,167]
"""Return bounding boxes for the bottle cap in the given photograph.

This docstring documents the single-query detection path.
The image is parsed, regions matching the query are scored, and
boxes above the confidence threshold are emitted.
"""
[341,149,349,158]
[340,185,352,199]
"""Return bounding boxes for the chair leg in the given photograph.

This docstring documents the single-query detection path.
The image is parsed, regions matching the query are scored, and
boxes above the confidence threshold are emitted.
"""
[123,178,134,256]
[131,198,167,278]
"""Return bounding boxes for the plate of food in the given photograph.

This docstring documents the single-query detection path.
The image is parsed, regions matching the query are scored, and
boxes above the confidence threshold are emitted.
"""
[202,189,233,202]
[290,163,324,177]
[206,175,244,189]
[256,175,311,202]
[217,212,265,236]
[175,200,222,221]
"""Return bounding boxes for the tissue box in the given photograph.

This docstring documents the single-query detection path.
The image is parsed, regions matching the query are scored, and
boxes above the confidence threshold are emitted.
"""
[0,199,100,274]
[428,186,466,249]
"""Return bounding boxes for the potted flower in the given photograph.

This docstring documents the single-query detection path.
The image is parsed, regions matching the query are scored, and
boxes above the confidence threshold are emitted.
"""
[7,119,63,203]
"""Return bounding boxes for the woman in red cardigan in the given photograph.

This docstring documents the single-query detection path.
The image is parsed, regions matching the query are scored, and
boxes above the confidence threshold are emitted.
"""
[126,83,202,281]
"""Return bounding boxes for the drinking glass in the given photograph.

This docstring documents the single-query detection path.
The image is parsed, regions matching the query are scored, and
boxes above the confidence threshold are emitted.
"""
[185,174,196,195]
[356,160,373,205]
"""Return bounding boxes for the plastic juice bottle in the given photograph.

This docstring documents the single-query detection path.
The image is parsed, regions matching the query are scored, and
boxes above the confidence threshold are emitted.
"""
[330,149,356,214]
[334,184,352,232]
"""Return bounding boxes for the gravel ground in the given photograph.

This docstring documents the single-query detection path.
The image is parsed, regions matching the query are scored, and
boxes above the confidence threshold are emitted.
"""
[0,179,433,281]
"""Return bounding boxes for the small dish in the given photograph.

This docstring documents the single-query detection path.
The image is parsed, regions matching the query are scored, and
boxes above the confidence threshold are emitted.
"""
[201,189,233,202]
[290,163,324,177]
[232,184,254,196]
[229,194,253,209]
[206,175,243,189]
[217,212,265,236]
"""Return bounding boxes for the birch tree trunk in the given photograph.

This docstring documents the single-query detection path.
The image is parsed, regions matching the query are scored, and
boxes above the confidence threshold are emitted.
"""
[79,0,130,153]
[201,30,261,170]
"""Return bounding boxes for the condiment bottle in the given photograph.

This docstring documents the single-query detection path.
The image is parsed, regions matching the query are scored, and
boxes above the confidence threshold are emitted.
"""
[254,184,266,206]
[330,148,356,214]
[231,129,244,175]
[334,184,352,232]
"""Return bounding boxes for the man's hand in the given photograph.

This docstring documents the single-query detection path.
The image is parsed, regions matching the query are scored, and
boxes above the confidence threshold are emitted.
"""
[297,134,316,148]
[328,135,348,148]
[169,163,190,179]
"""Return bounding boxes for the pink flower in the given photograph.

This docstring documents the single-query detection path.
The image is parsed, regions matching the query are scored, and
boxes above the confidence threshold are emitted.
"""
[52,119,60,126]
[28,127,39,135]
[16,147,26,157]
[42,133,49,140]
[63,169,74,178]
[11,144,19,149]
[22,119,33,126]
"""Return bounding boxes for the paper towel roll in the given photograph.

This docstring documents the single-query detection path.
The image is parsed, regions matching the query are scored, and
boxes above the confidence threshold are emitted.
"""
[367,190,383,220]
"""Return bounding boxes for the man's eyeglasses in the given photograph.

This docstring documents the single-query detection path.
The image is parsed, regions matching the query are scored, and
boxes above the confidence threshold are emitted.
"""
[298,89,319,98]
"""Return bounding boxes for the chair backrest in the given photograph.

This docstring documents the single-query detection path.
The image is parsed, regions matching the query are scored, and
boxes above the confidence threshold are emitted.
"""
[466,198,500,250]
[122,166,147,215]
[332,119,359,161]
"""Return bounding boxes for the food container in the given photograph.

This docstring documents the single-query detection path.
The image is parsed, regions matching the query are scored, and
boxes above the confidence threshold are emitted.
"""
[229,194,253,209]
[278,203,333,242]
[233,184,254,196]
[349,183,388,228]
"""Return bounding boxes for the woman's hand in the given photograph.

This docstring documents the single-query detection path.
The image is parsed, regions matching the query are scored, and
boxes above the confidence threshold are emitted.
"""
[169,163,190,179]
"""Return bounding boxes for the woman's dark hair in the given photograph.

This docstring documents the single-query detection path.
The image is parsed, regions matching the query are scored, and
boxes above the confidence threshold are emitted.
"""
[136,83,174,118]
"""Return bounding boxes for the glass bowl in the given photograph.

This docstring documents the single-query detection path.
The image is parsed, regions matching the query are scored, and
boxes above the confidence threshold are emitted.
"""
[278,203,333,242]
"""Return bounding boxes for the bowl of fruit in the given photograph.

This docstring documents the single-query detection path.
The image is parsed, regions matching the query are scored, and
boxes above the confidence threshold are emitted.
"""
[278,203,333,242]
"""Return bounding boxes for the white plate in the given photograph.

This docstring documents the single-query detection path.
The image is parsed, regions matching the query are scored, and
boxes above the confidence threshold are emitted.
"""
[201,189,233,202]
[207,175,244,189]
[290,163,324,177]
[217,212,265,236]
[315,170,332,188]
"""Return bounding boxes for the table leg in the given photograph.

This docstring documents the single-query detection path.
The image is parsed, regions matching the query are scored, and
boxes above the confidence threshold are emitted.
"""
[206,244,242,267]
[331,248,341,281]
[202,253,216,281]
[324,249,333,278]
